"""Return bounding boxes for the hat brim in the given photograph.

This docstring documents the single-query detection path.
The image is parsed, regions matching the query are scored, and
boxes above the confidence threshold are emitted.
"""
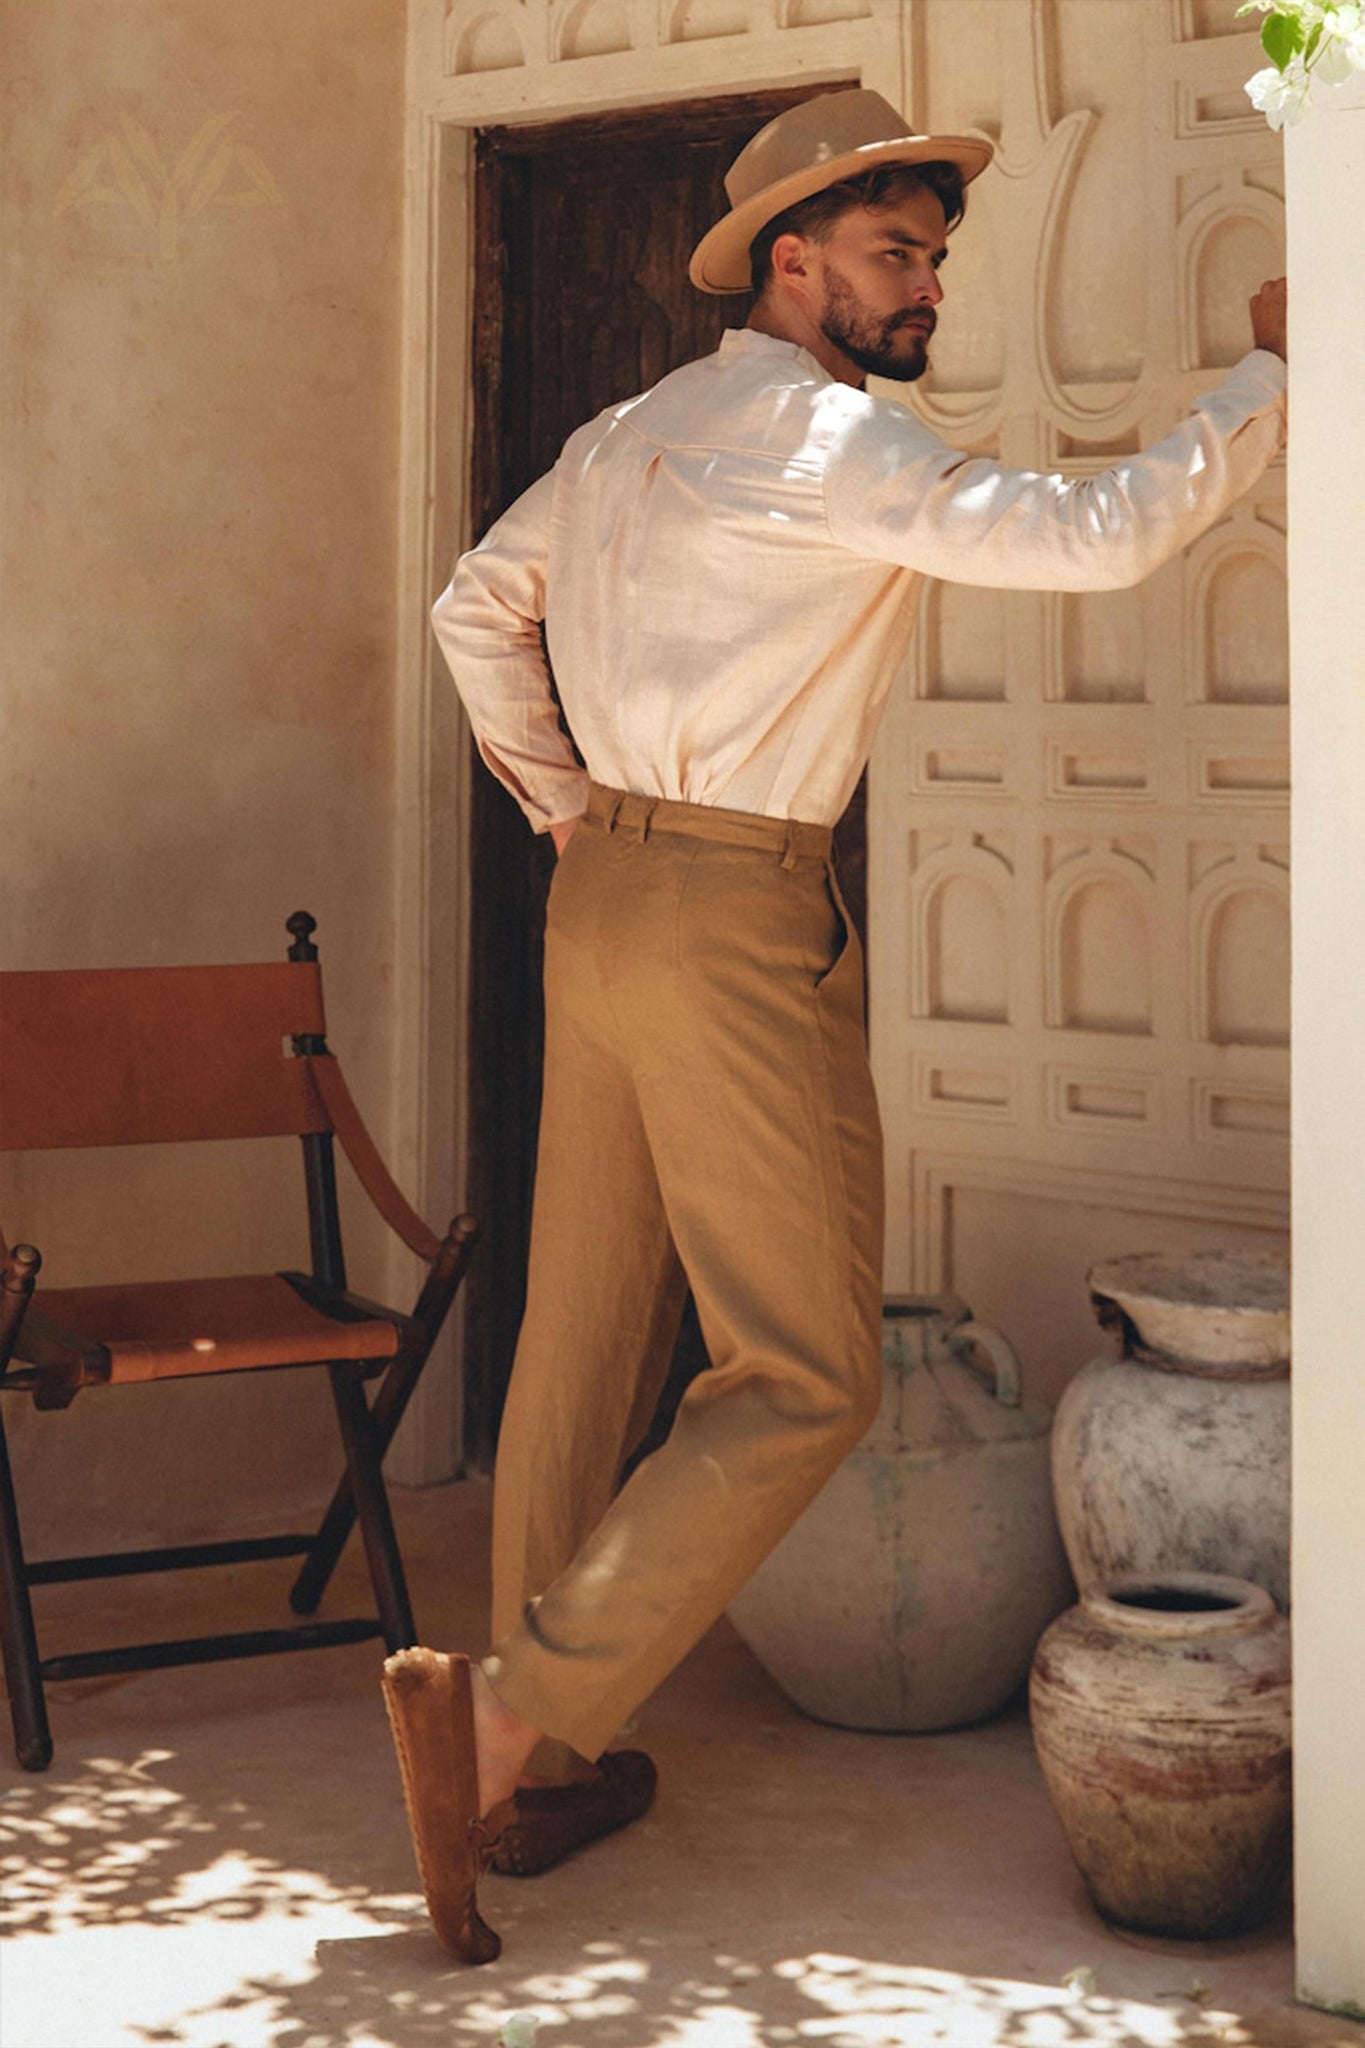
[688,133,994,296]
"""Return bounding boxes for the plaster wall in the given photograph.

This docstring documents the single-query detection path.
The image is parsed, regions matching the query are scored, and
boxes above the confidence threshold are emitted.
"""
[1286,71,1365,2017]
[0,1,407,1551]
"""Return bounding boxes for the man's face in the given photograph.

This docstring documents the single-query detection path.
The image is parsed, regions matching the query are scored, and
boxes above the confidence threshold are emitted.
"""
[810,186,949,384]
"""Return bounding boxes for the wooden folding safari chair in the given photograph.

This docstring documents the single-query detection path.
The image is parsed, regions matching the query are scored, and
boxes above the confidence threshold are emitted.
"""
[0,912,477,1770]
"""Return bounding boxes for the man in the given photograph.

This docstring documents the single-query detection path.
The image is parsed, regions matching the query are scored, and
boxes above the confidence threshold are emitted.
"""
[382,88,1288,1963]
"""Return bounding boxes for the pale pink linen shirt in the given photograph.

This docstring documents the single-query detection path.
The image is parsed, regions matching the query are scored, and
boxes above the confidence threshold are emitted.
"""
[432,328,1287,831]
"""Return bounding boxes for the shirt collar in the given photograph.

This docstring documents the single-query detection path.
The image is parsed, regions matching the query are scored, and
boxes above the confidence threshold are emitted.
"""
[717,326,834,387]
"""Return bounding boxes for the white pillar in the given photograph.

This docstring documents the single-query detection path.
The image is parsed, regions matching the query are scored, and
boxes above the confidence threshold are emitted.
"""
[1286,70,1365,2020]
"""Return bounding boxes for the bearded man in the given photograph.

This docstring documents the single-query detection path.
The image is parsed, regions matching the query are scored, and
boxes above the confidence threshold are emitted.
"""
[382,88,1288,1963]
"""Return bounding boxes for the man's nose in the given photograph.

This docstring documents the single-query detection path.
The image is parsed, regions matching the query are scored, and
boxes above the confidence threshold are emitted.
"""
[915,266,944,306]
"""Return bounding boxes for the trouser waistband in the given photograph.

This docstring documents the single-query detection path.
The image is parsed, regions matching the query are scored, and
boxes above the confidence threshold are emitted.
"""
[584,783,832,870]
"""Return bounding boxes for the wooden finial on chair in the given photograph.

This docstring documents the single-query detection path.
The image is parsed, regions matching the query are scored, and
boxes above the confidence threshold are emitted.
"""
[286,912,318,963]
[2,1244,41,1293]
[1,1244,41,1368]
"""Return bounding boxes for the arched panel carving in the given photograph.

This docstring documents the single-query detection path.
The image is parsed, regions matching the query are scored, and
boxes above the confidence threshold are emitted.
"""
[450,5,527,73]
[1196,215,1281,368]
[665,0,753,41]
[1188,863,1290,1046]
[1045,848,1154,1035]
[1205,553,1289,704]
[1057,879,1152,1034]
[1177,185,1284,372]
[554,0,633,60]
[910,840,1013,1024]
[1060,585,1145,703]
[917,579,1008,702]
[1208,889,1290,1046]
[1188,514,1289,704]
[781,0,870,22]
[1189,856,1290,1043]
[926,876,1010,1024]
[1174,0,1248,39]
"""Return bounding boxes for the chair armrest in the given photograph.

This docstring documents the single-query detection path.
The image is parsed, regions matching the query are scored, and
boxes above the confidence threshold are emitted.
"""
[299,1055,444,1262]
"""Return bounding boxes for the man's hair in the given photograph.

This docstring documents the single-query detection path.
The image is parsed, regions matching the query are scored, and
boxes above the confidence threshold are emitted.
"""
[748,161,967,298]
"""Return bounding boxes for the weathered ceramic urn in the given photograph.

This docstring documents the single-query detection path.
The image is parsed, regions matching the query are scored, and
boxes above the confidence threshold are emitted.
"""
[1030,1572,1292,1939]
[726,1296,1073,1732]
[1051,1249,1291,1609]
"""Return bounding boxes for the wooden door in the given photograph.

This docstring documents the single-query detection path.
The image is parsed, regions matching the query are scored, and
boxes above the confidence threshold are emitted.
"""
[463,89,864,1464]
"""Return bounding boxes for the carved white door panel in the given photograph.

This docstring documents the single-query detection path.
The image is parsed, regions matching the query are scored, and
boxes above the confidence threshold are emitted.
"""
[870,0,1289,1402]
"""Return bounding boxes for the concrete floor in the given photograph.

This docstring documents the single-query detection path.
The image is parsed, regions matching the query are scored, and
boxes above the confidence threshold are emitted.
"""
[2,1477,1360,2048]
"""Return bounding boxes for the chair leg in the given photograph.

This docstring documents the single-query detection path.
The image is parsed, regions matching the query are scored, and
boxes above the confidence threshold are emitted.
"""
[324,1362,416,1652]
[290,1347,425,1617]
[0,1404,53,1771]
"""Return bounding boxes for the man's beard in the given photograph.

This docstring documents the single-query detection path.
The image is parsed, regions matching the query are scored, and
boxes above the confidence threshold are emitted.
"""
[818,263,934,383]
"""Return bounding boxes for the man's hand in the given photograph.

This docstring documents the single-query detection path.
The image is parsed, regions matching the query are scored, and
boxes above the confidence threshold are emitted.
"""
[1251,277,1287,362]
[549,817,580,858]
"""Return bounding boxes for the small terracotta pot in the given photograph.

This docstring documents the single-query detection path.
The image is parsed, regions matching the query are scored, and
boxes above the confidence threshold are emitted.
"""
[1029,1572,1292,1939]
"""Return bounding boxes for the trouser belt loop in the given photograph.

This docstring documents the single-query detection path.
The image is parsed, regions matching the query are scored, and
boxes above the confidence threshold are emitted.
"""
[602,792,625,836]
[780,824,799,872]
[640,801,654,844]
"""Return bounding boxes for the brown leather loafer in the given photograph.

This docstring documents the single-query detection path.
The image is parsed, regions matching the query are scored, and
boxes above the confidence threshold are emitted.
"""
[488,1748,658,1876]
[381,1647,513,1963]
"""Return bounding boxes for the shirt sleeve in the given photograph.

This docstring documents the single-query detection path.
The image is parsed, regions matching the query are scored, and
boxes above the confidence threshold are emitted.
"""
[821,351,1287,591]
[430,470,591,833]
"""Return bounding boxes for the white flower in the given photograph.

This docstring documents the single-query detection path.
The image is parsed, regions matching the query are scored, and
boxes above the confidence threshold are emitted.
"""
[1315,35,1357,80]
[1322,4,1365,67]
[1246,60,1314,125]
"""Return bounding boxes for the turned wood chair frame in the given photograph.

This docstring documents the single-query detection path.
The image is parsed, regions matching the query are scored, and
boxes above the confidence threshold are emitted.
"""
[0,912,477,1771]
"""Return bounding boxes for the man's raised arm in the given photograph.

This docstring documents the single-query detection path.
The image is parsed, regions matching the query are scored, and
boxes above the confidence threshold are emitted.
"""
[824,283,1288,593]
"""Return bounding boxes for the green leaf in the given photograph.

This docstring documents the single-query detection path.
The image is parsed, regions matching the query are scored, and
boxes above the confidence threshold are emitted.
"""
[1304,20,1323,62]
[1262,10,1304,70]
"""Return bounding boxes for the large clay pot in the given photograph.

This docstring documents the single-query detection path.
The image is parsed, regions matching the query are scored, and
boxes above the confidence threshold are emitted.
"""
[1030,1572,1292,1939]
[726,1296,1074,1732]
[1052,1249,1290,1610]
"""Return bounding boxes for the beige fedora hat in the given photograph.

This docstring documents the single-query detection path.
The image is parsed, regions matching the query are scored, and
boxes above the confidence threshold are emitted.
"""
[689,87,993,296]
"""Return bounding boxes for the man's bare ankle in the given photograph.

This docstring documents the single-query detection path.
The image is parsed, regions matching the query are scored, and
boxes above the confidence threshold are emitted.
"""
[470,1665,542,1816]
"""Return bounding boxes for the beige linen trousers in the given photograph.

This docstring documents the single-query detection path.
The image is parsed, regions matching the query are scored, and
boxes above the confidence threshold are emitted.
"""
[482,784,884,1762]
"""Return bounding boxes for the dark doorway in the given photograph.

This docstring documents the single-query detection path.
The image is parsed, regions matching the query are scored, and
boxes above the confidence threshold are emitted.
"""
[462,88,868,1466]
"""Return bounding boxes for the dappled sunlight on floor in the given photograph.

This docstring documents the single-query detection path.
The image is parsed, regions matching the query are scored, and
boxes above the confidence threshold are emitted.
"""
[1,1482,1356,2048]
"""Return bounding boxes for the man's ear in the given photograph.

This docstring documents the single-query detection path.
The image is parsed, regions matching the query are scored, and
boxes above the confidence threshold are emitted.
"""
[770,230,815,295]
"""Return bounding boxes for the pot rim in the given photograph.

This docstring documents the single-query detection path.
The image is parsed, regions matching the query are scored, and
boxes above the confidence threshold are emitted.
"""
[1081,1571,1278,1639]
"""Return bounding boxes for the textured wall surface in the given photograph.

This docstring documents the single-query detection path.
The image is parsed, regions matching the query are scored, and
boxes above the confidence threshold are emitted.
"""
[0,0,406,1548]
[873,0,1290,1399]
